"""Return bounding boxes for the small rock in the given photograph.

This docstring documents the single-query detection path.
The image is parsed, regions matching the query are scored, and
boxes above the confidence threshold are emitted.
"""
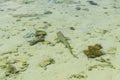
[44,11,53,15]
[75,6,81,10]
[87,1,98,5]
[39,58,55,70]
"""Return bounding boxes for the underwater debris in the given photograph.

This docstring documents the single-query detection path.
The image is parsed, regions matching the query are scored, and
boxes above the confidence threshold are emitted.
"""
[88,63,115,71]
[83,44,104,58]
[29,36,44,45]
[11,13,41,18]
[39,58,55,70]
[75,6,81,10]
[0,57,8,68]
[29,30,47,46]
[42,21,52,29]
[57,31,78,58]
[0,56,29,79]
[95,58,115,69]
[82,8,89,11]
[22,0,34,4]
[5,64,18,76]
[69,72,87,79]
[19,61,29,72]
[44,11,53,15]
[35,30,47,37]
[69,27,75,30]
[87,1,98,5]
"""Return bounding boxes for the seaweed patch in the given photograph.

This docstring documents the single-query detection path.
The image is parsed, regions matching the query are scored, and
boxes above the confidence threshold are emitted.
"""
[69,72,87,79]
[29,30,47,46]
[83,44,104,58]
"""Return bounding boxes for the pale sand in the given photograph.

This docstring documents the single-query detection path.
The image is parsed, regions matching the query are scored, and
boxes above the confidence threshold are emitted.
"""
[0,0,120,80]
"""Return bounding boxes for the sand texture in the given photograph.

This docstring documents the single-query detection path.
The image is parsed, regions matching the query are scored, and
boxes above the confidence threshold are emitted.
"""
[0,0,120,80]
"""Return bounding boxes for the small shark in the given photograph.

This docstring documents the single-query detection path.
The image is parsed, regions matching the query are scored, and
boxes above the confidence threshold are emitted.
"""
[57,31,78,58]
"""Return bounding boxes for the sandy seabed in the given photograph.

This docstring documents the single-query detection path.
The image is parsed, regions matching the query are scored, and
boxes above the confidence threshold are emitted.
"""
[0,0,120,80]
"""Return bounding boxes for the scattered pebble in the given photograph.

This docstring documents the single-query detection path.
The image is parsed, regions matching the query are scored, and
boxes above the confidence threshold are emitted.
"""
[44,11,53,15]
[87,1,98,5]
[39,58,55,70]
[75,6,81,10]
